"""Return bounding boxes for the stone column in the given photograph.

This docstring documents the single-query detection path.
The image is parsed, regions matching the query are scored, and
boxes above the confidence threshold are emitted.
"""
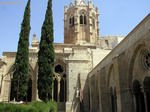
[133,94,137,112]
[143,86,149,112]
[144,92,148,112]
[140,87,146,112]
[57,76,61,102]
[52,78,54,101]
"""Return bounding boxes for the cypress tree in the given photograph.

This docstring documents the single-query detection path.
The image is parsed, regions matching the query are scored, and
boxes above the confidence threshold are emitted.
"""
[38,0,55,102]
[12,0,30,101]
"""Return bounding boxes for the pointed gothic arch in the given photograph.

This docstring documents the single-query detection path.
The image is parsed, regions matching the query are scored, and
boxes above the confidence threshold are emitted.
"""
[128,43,150,112]
[53,61,67,103]
[69,14,75,27]
[80,14,86,25]
[79,10,87,25]
[128,44,147,88]
[1,63,35,102]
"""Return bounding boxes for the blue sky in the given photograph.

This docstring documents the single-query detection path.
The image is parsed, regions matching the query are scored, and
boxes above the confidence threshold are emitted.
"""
[0,0,149,56]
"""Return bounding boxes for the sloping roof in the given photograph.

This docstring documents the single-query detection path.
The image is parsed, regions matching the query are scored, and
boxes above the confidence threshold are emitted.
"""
[88,13,150,76]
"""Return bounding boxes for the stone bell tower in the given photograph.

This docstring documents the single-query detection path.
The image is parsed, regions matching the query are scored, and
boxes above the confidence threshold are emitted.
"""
[64,0,100,45]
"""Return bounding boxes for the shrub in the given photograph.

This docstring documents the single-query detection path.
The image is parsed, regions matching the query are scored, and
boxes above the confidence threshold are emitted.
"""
[0,101,57,112]
[31,101,57,112]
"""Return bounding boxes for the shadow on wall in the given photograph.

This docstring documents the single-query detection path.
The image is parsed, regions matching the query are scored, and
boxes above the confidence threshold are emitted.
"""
[70,73,84,112]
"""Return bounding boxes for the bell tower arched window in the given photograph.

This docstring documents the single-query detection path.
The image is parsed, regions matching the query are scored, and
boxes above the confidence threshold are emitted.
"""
[92,18,95,29]
[80,14,86,25]
[72,17,74,26]
[69,16,74,27]
[80,15,83,24]
[69,18,71,25]
[84,15,86,24]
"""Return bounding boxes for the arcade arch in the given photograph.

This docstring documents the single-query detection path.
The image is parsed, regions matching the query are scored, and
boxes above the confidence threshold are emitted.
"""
[1,63,34,102]
[53,62,67,103]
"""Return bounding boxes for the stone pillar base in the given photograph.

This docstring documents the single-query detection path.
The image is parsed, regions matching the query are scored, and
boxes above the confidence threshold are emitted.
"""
[66,101,80,112]
[66,101,72,112]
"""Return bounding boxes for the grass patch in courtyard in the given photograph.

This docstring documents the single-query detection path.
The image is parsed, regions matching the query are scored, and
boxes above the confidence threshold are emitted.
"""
[0,101,57,112]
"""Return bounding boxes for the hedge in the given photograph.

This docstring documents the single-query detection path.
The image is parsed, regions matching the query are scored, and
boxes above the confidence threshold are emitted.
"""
[0,101,57,112]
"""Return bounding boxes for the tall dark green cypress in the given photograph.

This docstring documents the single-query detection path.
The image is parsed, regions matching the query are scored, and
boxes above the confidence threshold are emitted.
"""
[38,0,55,102]
[12,0,30,101]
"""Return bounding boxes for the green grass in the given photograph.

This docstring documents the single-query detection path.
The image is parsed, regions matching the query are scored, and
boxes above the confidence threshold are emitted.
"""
[0,101,57,112]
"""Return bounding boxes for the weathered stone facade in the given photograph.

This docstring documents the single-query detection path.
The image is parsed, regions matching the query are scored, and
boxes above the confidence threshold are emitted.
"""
[88,14,150,112]
[3,0,150,112]
[64,0,99,45]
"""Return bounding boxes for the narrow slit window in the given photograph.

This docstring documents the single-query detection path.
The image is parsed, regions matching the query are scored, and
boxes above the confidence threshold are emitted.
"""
[80,15,83,24]
[72,17,74,26]
[92,18,95,28]
[84,15,86,25]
